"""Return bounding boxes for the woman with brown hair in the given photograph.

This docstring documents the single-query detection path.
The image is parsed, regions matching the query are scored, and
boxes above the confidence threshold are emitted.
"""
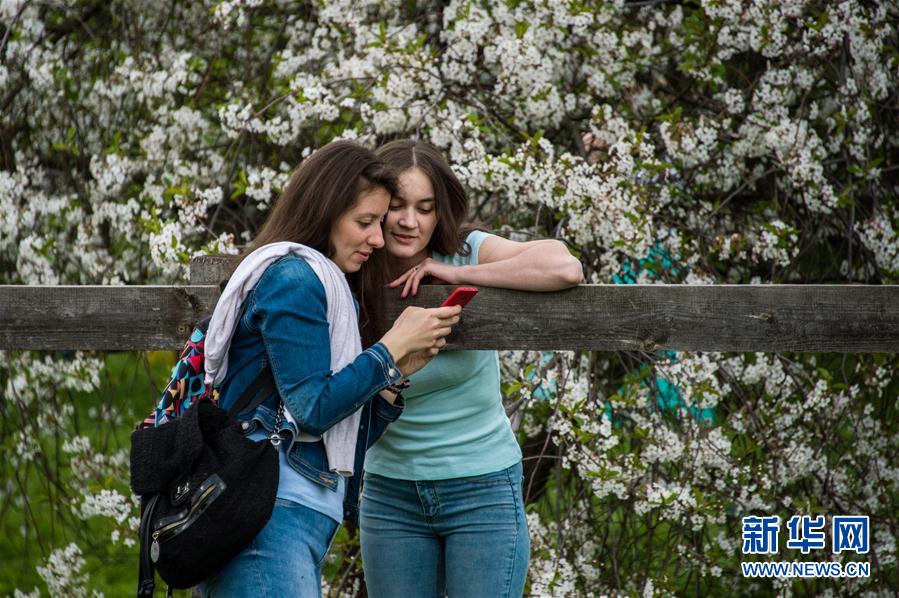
[360,139,583,597]
[198,140,461,597]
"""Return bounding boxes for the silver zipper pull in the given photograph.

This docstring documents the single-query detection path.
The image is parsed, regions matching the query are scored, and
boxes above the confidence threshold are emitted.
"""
[150,531,161,563]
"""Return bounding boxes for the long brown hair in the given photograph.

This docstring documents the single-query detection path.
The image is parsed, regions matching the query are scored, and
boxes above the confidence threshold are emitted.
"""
[376,139,471,258]
[234,140,397,347]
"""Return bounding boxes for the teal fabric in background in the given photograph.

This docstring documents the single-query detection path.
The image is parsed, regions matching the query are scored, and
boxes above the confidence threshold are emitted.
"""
[527,242,716,426]
[364,230,523,480]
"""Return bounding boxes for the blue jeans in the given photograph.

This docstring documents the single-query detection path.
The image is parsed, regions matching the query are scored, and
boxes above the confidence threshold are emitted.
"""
[359,462,529,597]
[198,498,339,597]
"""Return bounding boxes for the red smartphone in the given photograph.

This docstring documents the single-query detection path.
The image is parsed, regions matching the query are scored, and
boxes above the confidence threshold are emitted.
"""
[440,287,478,308]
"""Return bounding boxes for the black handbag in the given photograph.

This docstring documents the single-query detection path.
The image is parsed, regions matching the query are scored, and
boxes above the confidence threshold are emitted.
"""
[130,367,281,596]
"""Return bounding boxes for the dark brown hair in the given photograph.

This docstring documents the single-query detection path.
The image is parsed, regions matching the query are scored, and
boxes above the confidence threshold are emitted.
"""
[234,140,397,347]
[376,139,471,258]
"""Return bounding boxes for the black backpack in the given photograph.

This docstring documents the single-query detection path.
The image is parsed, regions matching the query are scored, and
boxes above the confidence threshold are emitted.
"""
[130,317,281,595]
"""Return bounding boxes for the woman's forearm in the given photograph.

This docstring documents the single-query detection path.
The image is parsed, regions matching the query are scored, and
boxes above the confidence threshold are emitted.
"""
[459,241,583,291]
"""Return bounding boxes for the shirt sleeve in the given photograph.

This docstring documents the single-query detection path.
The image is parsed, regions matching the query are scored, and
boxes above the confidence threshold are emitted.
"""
[464,229,492,266]
[247,256,403,437]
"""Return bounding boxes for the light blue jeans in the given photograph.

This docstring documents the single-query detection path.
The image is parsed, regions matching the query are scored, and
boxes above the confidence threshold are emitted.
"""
[359,462,530,597]
[198,498,339,597]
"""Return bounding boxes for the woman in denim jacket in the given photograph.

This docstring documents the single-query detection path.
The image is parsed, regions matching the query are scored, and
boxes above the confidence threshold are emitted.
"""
[360,139,583,597]
[199,141,461,597]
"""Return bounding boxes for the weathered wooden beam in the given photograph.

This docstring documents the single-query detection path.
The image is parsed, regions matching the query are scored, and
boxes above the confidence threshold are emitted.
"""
[421,283,899,353]
[1,282,897,352]
[0,286,220,351]
[189,254,899,353]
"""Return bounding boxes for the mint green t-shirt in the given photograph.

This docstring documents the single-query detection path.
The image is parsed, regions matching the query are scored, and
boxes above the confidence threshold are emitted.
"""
[364,230,522,480]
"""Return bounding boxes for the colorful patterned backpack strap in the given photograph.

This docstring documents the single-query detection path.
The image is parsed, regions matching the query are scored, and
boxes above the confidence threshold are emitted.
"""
[135,314,274,431]
[155,315,216,427]
[136,316,216,430]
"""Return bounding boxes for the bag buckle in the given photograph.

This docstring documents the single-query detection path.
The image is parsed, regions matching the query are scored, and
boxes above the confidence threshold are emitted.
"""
[269,432,282,447]
[172,481,190,504]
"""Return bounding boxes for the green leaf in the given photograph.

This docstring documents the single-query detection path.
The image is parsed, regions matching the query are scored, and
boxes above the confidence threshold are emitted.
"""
[515,21,529,39]
[710,63,727,81]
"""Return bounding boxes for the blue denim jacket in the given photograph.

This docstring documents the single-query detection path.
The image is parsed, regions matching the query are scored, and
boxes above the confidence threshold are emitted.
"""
[216,255,404,523]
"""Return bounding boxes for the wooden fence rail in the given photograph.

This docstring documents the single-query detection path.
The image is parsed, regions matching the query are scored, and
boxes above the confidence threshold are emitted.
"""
[0,256,897,352]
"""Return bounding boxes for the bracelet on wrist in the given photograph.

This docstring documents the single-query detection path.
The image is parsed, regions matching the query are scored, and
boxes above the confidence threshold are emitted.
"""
[384,379,411,395]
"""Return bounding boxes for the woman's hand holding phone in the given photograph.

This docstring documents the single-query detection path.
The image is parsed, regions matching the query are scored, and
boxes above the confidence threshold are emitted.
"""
[379,304,462,376]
